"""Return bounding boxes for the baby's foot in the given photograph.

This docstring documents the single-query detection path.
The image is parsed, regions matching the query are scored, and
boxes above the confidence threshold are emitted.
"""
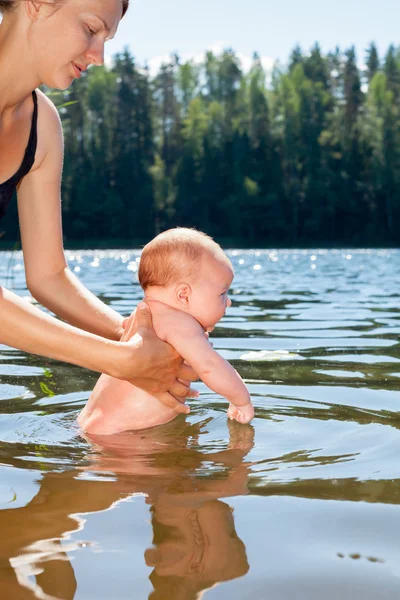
[227,402,254,425]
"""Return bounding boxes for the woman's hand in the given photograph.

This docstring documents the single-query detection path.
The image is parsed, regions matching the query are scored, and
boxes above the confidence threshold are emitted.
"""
[115,303,199,414]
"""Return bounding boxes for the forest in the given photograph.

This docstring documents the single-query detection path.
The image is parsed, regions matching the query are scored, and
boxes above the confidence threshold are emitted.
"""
[1,41,400,247]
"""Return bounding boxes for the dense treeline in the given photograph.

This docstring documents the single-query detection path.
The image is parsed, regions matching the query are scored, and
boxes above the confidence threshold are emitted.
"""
[2,42,400,246]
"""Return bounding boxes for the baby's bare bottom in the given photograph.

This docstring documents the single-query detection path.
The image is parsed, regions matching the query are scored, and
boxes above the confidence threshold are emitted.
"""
[77,374,181,435]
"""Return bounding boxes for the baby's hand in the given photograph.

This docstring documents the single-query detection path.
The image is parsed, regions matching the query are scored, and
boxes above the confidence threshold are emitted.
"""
[227,401,254,424]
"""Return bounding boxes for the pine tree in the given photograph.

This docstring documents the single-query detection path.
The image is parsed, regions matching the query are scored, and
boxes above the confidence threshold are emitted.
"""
[365,42,380,83]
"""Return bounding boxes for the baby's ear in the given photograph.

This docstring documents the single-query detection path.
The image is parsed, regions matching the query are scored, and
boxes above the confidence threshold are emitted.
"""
[175,282,191,306]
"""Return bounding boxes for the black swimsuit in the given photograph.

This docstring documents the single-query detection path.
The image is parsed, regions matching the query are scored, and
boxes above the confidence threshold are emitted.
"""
[0,90,38,219]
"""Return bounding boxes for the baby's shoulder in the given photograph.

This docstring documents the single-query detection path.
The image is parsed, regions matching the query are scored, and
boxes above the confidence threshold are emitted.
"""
[146,300,204,341]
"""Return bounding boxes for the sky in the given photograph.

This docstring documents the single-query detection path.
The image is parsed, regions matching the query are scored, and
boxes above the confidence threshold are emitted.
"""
[105,0,400,75]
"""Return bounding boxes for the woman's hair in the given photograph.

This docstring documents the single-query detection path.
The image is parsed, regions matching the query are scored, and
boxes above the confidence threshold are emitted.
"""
[0,0,129,17]
[0,0,15,11]
[122,0,129,17]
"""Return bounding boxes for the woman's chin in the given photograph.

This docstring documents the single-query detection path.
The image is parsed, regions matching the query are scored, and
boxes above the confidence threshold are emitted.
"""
[42,74,75,91]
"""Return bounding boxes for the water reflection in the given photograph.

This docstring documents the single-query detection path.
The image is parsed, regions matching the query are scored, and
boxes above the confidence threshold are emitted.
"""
[1,420,252,599]
[147,499,247,600]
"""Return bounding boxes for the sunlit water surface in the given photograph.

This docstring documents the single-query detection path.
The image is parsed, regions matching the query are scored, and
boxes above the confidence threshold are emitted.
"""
[1,248,400,600]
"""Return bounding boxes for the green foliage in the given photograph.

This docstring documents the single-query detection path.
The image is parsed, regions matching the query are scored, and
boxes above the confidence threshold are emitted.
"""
[2,43,400,246]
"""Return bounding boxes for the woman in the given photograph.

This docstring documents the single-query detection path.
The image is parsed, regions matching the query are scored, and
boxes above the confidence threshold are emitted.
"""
[0,0,196,413]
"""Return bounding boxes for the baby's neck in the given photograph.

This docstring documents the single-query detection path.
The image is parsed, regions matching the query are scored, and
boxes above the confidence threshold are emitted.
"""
[144,286,208,332]
[144,286,180,312]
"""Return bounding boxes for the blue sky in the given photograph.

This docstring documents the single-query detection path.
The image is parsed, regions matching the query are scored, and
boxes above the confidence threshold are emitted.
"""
[105,0,399,74]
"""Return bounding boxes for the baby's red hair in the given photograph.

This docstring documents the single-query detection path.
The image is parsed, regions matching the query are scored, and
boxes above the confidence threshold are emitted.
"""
[138,228,231,290]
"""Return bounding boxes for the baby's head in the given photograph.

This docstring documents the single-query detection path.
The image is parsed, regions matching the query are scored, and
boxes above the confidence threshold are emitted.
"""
[138,228,233,330]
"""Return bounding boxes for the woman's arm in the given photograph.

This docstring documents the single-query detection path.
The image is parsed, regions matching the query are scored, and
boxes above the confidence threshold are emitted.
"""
[17,90,123,340]
[0,285,122,374]
[0,287,192,413]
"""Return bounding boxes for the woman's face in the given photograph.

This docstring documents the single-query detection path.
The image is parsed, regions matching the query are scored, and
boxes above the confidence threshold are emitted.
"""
[30,0,123,89]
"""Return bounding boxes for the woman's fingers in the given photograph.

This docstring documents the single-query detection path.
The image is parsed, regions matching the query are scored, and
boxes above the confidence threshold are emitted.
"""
[177,362,198,382]
[154,392,190,414]
[135,301,155,335]
[120,312,137,342]
[121,301,151,342]
[176,379,199,399]
[168,379,192,399]
[186,387,200,398]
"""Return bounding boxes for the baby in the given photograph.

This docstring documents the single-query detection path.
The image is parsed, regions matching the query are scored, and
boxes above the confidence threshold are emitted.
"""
[78,228,254,435]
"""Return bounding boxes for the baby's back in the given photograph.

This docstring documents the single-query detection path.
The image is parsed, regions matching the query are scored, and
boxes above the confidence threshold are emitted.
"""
[77,302,193,435]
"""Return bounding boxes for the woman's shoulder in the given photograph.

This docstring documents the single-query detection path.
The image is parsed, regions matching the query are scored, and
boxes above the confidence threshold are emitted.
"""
[35,88,62,130]
[32,88,63,168]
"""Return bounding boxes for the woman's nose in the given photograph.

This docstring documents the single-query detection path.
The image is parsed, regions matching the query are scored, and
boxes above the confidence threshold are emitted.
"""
[227,297,232,307]
[86,40,105,67]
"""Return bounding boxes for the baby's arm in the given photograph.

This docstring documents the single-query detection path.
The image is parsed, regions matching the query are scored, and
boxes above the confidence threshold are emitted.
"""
[167,318,254,424]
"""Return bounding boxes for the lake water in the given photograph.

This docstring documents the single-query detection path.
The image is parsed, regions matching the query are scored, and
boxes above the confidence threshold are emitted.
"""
[1,248,400,600]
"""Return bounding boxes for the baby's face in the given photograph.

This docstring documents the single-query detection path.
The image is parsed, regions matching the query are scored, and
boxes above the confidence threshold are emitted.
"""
[188,255,233,330]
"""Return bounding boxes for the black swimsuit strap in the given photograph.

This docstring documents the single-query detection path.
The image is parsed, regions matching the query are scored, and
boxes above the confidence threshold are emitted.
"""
[27,90,38,156]
[0,90,39,219]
